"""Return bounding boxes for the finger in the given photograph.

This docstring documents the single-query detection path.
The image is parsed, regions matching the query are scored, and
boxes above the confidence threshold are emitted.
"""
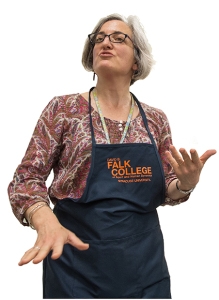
[179,148,192,165]
[169,145,179,159]
[67,232,89,251]
[32,246,52,264]
[179,148,202,168]
[18,245,43,266]
[189,149,202,167]
[165,150,177,168]
[199,149,217,165]
[167,145,184,166]
[50,243,64,260]
[47,232,89,260]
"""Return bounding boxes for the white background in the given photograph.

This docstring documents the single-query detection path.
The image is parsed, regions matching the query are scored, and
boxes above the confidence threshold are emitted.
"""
[1,1,218,299]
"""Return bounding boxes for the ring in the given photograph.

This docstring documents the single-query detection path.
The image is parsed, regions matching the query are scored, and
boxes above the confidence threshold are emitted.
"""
[33,246,41,250]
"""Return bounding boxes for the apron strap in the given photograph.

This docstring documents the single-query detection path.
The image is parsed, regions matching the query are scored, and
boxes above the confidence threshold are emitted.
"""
[131,92,166,198]
[130,92,155,146]
[88,87,96,145]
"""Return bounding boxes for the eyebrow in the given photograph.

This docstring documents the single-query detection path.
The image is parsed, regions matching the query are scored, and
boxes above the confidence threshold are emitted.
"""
[97,31,124,34]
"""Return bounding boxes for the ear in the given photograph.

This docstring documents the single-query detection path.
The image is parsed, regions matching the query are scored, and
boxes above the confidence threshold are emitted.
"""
[132,62,138,71]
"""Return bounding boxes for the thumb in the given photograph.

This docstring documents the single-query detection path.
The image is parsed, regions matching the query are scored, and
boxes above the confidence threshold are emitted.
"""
[200,149,217,165]
[67,231,89,251]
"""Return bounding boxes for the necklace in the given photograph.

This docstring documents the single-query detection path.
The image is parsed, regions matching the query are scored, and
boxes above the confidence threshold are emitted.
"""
[93,89,135,144]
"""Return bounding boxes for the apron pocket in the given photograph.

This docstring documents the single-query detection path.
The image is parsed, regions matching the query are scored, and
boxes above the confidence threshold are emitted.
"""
[71,226,170,298]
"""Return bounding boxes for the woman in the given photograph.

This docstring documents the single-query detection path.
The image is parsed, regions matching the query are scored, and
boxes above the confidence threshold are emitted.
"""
[8,13,216,298]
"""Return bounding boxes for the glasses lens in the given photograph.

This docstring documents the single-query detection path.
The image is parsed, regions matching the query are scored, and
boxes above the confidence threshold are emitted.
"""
[110,33,126,43]
[90,33,105,44]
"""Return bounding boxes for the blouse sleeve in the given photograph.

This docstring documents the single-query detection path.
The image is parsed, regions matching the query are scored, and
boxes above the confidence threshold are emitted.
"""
[157,110,190,206]
[8,96,65,225]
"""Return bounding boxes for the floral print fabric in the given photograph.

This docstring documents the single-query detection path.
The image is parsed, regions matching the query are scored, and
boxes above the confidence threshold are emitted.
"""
[8,93,189,225]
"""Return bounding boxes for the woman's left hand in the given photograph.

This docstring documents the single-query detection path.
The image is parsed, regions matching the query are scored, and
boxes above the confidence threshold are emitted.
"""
[165,145,216,190]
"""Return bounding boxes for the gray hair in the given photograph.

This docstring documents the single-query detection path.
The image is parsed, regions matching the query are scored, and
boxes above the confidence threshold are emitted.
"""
[81,13,155,85]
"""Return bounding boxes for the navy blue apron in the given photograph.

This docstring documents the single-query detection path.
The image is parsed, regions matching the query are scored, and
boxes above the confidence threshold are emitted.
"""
[43,88,171,299]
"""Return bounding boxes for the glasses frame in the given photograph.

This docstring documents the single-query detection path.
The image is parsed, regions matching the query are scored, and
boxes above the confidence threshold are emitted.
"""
[88,32,135,46]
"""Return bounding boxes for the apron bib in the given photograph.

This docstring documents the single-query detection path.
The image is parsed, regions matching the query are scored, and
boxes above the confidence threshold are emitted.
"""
[43,88,171,299]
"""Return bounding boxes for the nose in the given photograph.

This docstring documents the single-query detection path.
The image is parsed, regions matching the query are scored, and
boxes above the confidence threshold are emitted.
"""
[101,35,113,48]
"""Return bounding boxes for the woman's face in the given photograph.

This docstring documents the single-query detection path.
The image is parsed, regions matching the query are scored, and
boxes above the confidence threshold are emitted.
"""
[92,20,138,81]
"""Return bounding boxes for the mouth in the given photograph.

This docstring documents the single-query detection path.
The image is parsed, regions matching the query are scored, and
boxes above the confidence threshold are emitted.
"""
[99,52,113,57]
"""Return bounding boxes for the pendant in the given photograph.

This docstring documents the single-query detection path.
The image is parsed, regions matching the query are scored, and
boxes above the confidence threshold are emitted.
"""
[118,120,123,131]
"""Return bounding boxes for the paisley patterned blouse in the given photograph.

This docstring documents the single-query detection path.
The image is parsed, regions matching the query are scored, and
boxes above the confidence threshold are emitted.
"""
[8,93,189,225]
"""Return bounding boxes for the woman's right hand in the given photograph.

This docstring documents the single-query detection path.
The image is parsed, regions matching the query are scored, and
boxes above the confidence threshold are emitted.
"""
[18,203,89,266]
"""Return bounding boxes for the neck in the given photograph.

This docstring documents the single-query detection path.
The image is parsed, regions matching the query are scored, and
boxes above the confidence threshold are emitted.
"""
[95,79,131,108]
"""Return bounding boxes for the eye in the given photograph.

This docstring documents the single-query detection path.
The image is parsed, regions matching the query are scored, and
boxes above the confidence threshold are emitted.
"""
[115,37,123,42]
[111,33,125,42]
[95,34,104,43]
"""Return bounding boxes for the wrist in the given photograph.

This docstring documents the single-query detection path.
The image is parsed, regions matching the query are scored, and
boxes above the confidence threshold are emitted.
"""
[32,208,58,231]
[25,202,51,230]
[176,180,195,195]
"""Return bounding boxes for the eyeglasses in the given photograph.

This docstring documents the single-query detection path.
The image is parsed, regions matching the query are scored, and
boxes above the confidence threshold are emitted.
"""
[88,32,134,45]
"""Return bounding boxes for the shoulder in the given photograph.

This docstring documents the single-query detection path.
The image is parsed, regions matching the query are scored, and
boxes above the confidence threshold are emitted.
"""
[140,101,169,124]
[46,93,81,108]
[42,93,89,117]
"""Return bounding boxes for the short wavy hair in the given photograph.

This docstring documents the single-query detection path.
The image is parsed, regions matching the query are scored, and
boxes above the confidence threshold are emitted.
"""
[82,13,155,85]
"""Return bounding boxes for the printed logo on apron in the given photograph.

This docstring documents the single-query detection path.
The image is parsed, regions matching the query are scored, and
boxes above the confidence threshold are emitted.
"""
[107,157,152,183]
